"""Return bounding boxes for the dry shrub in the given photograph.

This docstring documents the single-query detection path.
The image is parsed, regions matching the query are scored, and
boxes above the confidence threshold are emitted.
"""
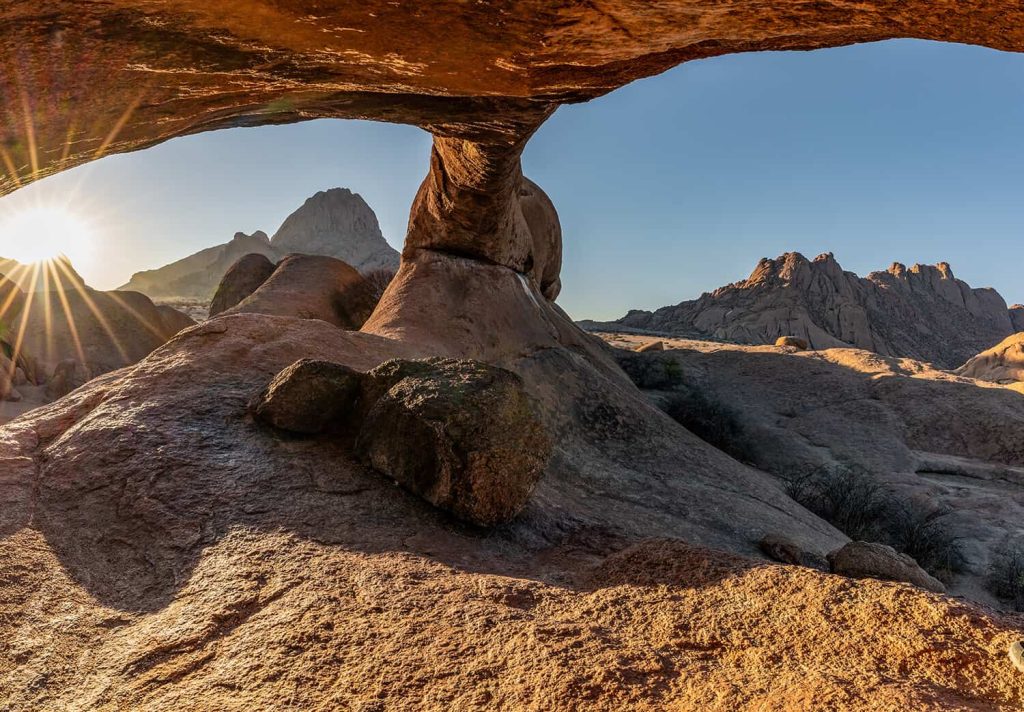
[787,464,965,581]
[989,537,1024,611]
[661,387,753,463]
[364,269,396,303]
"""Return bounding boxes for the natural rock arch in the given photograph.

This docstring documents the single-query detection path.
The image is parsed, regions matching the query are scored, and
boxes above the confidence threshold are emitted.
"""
[3,3,1024,293]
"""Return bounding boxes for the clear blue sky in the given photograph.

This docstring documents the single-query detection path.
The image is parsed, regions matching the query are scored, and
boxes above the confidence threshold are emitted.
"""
[1,39,1023,319]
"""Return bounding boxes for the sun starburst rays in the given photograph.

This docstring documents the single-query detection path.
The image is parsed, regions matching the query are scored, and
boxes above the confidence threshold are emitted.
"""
[0,232,167,391]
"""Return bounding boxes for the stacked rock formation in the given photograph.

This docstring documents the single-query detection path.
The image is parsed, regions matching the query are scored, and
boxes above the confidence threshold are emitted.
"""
[611,252,1019,369]
[254,357,552,526]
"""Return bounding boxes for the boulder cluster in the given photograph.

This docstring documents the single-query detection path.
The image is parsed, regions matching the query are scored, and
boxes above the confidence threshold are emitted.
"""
[253,357,553,526]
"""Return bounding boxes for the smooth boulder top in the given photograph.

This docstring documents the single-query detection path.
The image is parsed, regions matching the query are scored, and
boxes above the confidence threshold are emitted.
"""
[828,541,945,594]
[253,355,554,527]
[224,254,379,330]
[957,332,1024,385]
[775,336,810,350]
[209,253,277,317]
[252,358,362,435]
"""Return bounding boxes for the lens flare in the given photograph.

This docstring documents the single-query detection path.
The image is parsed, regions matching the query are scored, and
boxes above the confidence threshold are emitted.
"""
[0,205,94,265]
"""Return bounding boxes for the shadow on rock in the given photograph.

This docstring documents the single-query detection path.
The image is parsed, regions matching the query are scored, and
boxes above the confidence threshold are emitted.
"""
[4,313,844,613]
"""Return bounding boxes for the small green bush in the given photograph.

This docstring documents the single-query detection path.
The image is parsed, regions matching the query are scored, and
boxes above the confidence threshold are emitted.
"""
[616,352,685,390]
[886,500,965,582]
[364,268,396,302]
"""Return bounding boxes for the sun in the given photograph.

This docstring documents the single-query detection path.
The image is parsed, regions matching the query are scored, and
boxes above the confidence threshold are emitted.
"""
[0,205,95,265]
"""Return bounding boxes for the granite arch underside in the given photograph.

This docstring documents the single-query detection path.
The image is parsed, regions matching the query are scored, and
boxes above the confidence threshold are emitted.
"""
[2,2,1022,282]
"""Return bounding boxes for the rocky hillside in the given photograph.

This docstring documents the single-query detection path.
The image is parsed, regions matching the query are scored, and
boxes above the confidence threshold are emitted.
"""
[119,189,399,299]
[603,252,1020,369]
[120,231,277,299]
[3,294,1024,709]
[1012,305,1024,332]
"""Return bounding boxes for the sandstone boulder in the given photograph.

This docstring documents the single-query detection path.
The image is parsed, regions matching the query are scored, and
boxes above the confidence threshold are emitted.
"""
[9,285,195,379]
[0,370,13,401]
[519,178,563,301]
[225,254,378,330]
[45,359,88,401]
[356,358,552,527]
[775,336,809,350]
[157,304,199,334]
[957,332,1024,385]
[209,253,276,317]
[828,541,945,593]
[252,358,362,435]
[759,533,828,571]
[1011,640,1024,673]
[636,340,665,353]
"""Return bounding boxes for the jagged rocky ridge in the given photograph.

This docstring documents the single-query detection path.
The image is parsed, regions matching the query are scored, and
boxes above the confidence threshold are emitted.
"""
[120,188,399,299]
[606,252,1021,370]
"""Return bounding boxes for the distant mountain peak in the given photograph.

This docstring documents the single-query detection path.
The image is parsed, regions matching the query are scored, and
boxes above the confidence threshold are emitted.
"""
[270,187,398,273]
[119,187,399,299]
[608,252,1017,369]
[231,230,269,243]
